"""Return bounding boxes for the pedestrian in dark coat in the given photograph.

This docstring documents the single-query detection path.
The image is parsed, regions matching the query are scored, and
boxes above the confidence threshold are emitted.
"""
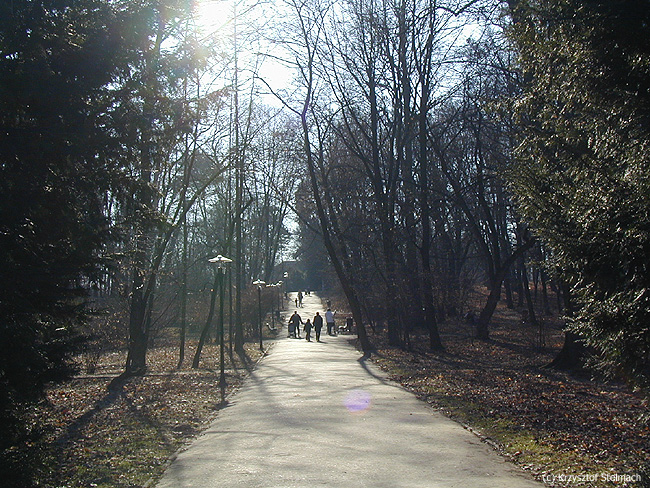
[288,311,303,338]
[313,312,324,342]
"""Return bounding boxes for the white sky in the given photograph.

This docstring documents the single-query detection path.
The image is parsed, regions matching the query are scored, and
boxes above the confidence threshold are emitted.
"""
[194,0,295,104]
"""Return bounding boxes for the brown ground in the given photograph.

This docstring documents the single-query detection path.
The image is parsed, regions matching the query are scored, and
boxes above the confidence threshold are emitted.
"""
[28,301,650,488]
[35,342,265,488]
[363,305,650,487]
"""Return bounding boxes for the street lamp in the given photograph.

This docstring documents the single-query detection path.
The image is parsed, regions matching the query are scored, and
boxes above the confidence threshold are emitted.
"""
[267,283,276,331]
[253,279,265,352]
[283,271,289,304]
[209,254,233,404]
[276,281,283,315]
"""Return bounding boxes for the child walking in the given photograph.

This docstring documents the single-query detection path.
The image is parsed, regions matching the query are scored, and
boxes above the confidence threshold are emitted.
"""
[304,319,313,342]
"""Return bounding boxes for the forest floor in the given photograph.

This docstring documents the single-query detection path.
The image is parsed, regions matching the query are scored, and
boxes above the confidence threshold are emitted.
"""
[27,302,649,488]
[361,305,650,488]
[31,340,267,488]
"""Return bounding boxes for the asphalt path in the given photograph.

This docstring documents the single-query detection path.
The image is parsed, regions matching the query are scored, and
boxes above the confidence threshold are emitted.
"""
[155,292,541,488]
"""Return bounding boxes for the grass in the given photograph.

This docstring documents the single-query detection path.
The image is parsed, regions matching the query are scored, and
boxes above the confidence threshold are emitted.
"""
[26,340,267,488]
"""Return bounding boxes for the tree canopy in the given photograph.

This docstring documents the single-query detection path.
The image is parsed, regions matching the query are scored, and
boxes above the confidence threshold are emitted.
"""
[0,0,137,481]
[506,0,650,387]
[2,0,650,483]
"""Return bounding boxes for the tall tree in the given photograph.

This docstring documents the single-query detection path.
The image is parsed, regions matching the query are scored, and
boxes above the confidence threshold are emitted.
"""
[0,0,134,483]
[506,0,650,386]
[118,0,190,378]
[277,0,374,352]
[321,0,403,344]
[112,0,224,379]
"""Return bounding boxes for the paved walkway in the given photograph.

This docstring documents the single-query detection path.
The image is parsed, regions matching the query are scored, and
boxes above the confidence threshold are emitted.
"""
[155,292,541,488]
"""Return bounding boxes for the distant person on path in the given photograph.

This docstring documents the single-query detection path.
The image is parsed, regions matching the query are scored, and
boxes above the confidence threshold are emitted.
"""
[304,319,313,342]
[325,308,336,336]
[326,298,332,309]
[298,291,303,307]
[313,312,323,342]
[345,316,353,334]
[288,311,303,339]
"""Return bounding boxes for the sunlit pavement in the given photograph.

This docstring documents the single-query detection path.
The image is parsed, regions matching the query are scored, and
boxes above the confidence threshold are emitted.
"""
[155,292,541,488]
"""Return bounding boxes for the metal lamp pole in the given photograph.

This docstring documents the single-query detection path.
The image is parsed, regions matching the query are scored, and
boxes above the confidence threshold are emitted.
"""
[209,254,233,404]
[268,284,275,331]
[253,279,265,352]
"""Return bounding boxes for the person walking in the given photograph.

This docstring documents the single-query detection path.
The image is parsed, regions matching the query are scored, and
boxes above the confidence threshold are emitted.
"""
[298,291,303,307]
[325,308,336,336]
[345,316,354,334]
[304,319,313,342]
[313,312,323,342]
[288,311,303,339]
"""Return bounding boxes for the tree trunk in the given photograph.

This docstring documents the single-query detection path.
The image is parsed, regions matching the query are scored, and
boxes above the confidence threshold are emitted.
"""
[548,283,586,370]
[233,9,245,355]
[504,272,515,308]
[476,281,501,340]
[178,203,188,369]
[541,268,551,315]
[299,99,372,352]
[417,58,443,351]
[548,332,585,370]
[192,272,220,368]
[521,260,539,331]
[476,237,536,340]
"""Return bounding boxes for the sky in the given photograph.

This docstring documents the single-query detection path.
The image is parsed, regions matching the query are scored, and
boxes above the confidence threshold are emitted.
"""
[193,0,295,104]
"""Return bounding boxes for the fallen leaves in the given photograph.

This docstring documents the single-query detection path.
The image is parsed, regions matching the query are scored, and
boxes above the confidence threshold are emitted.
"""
[33,342,264,488]
[369,309,649,487]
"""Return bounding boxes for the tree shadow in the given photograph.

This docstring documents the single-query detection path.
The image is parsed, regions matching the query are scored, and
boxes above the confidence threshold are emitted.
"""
[357,353,394,386]
[55,374,186,479]
[56,383,124,450]
[231,347,253,373]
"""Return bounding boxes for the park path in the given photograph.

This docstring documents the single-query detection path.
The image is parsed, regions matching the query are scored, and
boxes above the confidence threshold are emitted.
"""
[155,292,541,488]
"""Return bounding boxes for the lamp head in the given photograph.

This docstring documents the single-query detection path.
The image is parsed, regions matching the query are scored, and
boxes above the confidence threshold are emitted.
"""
[208,255,233,270]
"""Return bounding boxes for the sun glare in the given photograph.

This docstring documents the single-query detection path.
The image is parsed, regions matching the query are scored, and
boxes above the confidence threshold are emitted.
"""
[194,0,234,34]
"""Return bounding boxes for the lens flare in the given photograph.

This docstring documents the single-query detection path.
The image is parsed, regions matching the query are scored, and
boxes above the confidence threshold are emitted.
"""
[344,389,372,413]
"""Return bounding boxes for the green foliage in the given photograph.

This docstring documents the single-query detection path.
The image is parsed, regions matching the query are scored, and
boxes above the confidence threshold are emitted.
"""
[0,0,135,483]
[506,0,650,388]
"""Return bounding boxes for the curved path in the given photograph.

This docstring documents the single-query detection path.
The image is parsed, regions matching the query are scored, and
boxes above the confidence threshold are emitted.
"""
[155,292,541,488]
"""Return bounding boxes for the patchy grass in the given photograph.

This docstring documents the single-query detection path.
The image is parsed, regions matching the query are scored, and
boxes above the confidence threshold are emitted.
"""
[28,340,266,488]
[364,304,650,488]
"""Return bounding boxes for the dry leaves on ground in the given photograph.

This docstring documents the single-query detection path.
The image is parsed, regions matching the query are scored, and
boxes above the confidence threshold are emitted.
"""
[367,309,649,488]
[36,342,265,488]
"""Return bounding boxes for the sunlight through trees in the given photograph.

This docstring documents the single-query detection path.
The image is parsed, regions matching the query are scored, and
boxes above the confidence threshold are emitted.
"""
[2,0,649,484]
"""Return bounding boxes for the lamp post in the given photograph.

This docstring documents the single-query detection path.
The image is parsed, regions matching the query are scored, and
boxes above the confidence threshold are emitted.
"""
[209,254,233,404]
[283,271,288,306]
[253,279,265,352]
[267,283,275,331]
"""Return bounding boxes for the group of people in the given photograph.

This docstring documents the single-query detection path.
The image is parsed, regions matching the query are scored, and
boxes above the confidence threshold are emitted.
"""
[293,290,313,308]
[288,308,337,342]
